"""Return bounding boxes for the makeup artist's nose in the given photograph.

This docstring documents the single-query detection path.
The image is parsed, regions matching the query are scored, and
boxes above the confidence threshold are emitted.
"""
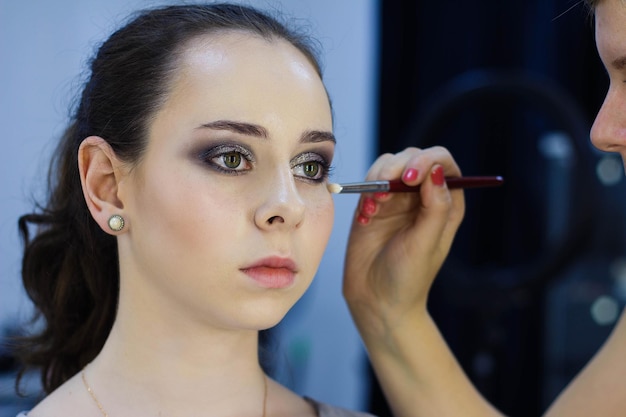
[590,89,626,154]
[254,170,305,230]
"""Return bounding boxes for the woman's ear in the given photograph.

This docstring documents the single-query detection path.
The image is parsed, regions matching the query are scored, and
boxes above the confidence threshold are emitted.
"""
[78,136,127,235]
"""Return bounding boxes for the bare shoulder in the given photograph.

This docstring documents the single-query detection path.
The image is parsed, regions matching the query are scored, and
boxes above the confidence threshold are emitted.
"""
[267,379,375,417]
[27,373,97,417]
[267,378,317,417]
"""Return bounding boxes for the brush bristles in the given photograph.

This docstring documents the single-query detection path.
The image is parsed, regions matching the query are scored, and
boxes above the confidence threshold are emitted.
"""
[327,183,343,194]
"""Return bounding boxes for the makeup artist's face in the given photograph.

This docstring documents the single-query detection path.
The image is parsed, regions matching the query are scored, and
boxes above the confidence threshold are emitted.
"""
[591,0,626,169]
[117,32,335,330]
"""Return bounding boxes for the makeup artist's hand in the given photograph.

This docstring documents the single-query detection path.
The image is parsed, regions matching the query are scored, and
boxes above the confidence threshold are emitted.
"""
[342,147,475,417]
[343,146,464,339]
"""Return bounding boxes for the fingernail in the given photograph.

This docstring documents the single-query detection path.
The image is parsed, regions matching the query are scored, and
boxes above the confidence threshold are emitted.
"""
[374,192,389,199]
[402,168,418,182]
[362,197,377,216]
[357,214,370,225]
[431,165,445,186]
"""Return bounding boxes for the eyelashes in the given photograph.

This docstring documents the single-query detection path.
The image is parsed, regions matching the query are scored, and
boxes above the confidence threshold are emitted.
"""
[198,143,255,174]
[197,142,333,183]
[290,152,333,182]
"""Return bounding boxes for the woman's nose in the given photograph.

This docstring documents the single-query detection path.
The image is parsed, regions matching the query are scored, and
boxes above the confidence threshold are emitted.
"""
[254,170,306,231]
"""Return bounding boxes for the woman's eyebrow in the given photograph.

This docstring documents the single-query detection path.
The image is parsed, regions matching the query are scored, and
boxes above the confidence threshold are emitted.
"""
[197,120,268,138]
[197,120,335,144]
[301,130,336,144]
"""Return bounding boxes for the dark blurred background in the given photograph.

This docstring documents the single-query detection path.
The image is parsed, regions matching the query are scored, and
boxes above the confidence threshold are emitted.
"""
[368,1,626,416]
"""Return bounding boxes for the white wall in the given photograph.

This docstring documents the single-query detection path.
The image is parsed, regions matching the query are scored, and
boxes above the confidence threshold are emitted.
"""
[0,0,378,410]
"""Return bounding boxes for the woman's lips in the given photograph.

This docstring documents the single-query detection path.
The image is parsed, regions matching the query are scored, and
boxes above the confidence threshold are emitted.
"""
[241,257,297,289]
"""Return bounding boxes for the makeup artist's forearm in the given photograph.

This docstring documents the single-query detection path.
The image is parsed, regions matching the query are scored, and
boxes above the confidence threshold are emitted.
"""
[362,310,505,417]
[543,308,626,417]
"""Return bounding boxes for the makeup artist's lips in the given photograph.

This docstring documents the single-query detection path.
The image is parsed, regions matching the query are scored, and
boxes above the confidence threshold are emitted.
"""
[240,257,298,289]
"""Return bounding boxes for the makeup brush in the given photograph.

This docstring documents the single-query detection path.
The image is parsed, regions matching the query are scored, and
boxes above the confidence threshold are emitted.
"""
[327,176,504,194]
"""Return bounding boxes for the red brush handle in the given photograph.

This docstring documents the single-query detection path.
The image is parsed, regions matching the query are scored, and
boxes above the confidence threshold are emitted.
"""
[387,176,504,191]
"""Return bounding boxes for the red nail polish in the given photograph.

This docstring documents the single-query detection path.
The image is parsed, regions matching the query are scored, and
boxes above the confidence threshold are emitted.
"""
[402,168,418,182]
[431,166,445,186]
[357,214,370,225]
[362,197,377,215]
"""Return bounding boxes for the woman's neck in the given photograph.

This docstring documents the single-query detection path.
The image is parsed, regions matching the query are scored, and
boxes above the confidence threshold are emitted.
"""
[87,284,268,417]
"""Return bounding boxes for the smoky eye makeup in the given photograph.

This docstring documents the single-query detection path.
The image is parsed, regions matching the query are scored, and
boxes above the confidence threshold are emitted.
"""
[192,138,334,181]
[196,142,256,174]
[290,151,333,182]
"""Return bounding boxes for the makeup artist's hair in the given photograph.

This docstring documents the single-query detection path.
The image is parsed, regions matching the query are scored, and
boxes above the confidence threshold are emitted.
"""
[16,2,324,394]
[585,0,599,9]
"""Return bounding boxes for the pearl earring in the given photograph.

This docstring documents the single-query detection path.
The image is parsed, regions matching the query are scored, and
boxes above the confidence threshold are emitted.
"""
[108,215,125,232]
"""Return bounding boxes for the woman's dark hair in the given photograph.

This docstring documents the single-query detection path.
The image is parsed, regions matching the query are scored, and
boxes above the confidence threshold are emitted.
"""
[17,2,323,394]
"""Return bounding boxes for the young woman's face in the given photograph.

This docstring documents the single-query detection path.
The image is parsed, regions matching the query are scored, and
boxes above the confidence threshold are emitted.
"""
[592,0,626,168]
[116,32,335,331]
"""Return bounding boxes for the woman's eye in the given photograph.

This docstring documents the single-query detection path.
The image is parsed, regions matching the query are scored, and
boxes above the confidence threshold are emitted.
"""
[213,151,251,172]
[221,152,243,169]
[302,161,320,178]
[199,144,254,174]
[291,153,330,182]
